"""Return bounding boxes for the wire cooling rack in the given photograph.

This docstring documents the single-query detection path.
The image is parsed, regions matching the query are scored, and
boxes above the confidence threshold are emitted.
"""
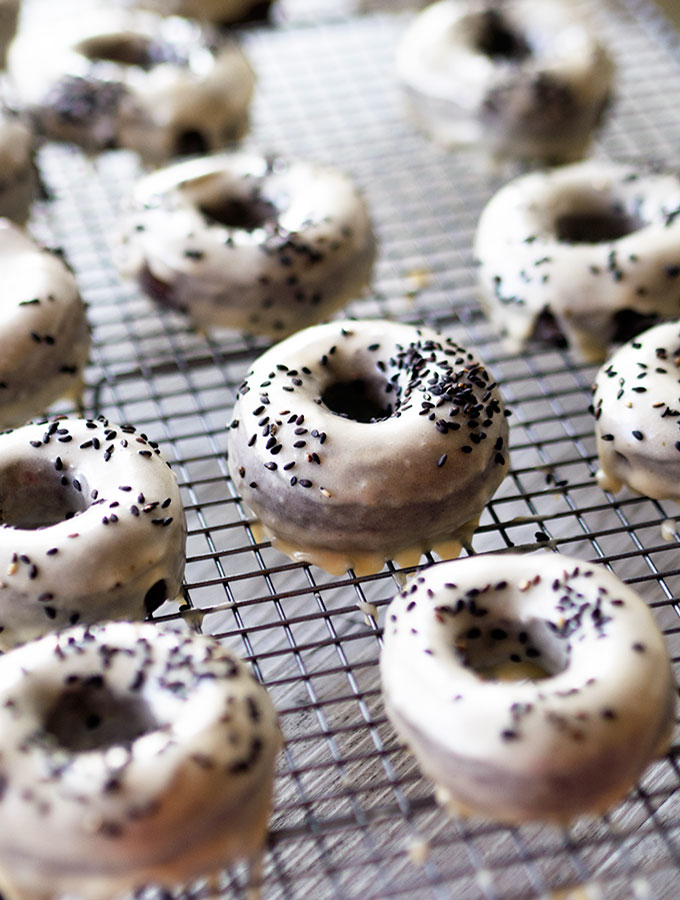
[14,0,680,897]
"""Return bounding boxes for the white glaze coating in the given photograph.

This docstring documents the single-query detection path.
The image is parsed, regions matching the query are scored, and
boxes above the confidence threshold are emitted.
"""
[127,0,270,25]
[395,0,613,163]
[592,319,680,499]
[0,416,187,649]
[115,152,377,336]
[227,319,509,575]
[0,221,89,428]
[475,161,680,362]
[7,9,255,165]
[0,112,37,224]
[381,552,675,824]
[0,621,281,900]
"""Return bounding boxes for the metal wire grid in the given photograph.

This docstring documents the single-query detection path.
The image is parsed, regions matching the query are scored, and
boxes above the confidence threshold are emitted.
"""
[15,0,680,896]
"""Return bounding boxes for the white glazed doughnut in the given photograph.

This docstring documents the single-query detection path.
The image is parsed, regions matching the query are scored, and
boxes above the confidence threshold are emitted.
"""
[0,111,38,225]
[592,319,680,499]
[0,621,281,900]
[7,9,255,164]
[396,0,613,163]
[381,552,675,824]
[475,160,680,362]
[227,319,510,575]
[128,0,272,26]
[115,152,377,336]
[0,415,186,649]
[0,220,89,428]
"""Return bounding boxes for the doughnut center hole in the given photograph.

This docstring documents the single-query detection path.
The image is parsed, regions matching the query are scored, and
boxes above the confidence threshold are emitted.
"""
[458,618,568,682]
[322,378,392,423]
[45,680,158,752]
[555,207,644,243]
[0,459,89,528]
[474,10,530,61]
[200,196,275,231]
[189,175,278,231]
[76,34,157,68]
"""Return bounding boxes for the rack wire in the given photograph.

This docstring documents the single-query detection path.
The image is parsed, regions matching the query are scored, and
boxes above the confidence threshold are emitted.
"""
[16,0,680,896]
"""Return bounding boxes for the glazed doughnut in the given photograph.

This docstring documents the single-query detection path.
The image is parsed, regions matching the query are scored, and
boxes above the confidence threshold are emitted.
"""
[396,0,613,163]
[0,621,281,900]
[381,552,675,824]
[128,0,272,26]
[0,110,38,225]
[227,319,510,575]
[475,160,680,362]
[0,220,89,428]
[115,152,377,336]
[0,415,186,650]
[591,319,680,499]
[7,9,255,164]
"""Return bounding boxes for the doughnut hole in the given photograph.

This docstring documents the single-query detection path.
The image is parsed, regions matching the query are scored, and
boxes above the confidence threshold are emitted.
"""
[321,376,393,423]
[0,458,89,528]
[75,34,157,68]
[474,9,530,61]
[554,202,645,244]
[456,617,569,682]
[197,191,277,232]
[44,679,157,752]
[175,129,209,158]
[218,0,274,26]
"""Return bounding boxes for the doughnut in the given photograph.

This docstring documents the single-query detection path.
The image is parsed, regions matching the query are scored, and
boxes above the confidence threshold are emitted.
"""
[0,0,19,69]
[475,160,680,362]
[0,110,38,225]
[380,552,675,824]
[7,9,255,164]
[591,319,680,500]
[227,319,510,575]
[115,152,377,336]
[127,0,272,26]
[0,621,281,900]
[0,415,187,650]
[0,220,90,428]
[395,0,613,163]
